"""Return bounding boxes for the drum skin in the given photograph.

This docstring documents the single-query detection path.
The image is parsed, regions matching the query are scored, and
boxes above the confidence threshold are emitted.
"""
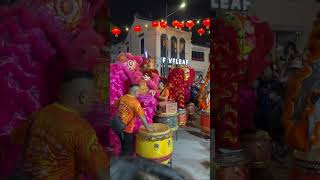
[240,131,272,168]
[200,111,210,136]
[154,113,178,132]
[178,109,187,126]
[135,123,173,165]
[290,152,320,180]
[214,151,250,180]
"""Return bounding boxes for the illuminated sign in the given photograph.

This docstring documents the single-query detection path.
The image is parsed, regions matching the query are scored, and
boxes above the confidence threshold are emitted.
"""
[162,57,189,65]
[211,0,252,11]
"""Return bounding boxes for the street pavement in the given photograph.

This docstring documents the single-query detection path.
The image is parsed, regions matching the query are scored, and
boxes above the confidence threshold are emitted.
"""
[171,114,211,180]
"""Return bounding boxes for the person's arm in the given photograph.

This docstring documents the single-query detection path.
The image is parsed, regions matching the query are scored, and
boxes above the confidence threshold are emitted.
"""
[139,115,152,131]
[74,126,110,180]
[134,103,154,131]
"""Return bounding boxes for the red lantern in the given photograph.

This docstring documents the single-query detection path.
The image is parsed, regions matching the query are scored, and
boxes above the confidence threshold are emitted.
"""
[186,20,194,30]
[111,27,121,37]
[172,20,179,28]
[203,18,210,29]
[198,28,205,36]
[160,21,167,28]
[152,21,159,28]
[134,25,142,33]
[178,22,184,29]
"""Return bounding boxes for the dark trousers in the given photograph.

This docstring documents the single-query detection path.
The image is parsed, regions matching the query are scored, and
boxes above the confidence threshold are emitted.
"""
[120,132,135,156]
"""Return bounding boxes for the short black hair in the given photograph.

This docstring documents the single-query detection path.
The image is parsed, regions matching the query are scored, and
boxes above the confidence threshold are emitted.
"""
[63,70,94,83]
[159,80,165,84]
[129,84,140,89]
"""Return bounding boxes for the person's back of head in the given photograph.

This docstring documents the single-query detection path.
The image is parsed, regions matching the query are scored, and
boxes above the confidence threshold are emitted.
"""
[59,70,97,116]
[128,84,140,97]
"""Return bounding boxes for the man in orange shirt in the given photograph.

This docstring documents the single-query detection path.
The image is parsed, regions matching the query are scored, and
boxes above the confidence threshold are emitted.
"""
[115,84,154,156]
[11,71,109,180]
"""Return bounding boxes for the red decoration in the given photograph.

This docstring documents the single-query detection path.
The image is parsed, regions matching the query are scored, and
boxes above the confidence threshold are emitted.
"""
[203,18,210,29]
[186,20,195,30]
[212,13,274,151]
[111,27,121,37]
[198,28,205,36]
[134,25,142,33]
[178,22,185,29]
[160,21,167,28]
[152,21,159,27]
[172,20,179,28]
[167,67,195,109]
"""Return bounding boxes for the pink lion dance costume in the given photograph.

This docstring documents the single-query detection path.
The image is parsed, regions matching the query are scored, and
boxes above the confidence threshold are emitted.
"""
[110,53,159,134]
[0,0,106,177]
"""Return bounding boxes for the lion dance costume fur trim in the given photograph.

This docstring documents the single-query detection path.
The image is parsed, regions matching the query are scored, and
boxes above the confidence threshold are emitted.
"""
[167,66,195,109]
[212,12,273,150]
[0,0,106,177]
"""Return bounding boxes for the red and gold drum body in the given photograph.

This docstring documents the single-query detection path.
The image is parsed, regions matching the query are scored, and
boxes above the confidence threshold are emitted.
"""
[200,111,210,136]
[178,109,187,127]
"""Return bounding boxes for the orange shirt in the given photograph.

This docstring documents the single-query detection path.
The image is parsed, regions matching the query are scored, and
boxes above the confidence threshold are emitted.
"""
[160,88,170,98]
[11,103,109,180]
[115,94,145,133]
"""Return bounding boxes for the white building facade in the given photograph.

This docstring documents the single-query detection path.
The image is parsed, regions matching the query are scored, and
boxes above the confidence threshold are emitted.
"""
[111,16,210,77]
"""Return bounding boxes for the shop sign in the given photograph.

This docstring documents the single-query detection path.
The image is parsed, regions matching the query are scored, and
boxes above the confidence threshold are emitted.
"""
[162,57,189,65]
[211,0,252,11]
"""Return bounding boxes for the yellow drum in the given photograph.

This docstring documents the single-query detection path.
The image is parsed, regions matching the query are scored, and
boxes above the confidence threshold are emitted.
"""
[135,123,173,165]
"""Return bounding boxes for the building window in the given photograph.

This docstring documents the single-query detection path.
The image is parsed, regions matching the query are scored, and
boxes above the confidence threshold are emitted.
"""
[171,36,177,58]
[127,46,129,52]
[192,51,205,61]
[141,38,144,55]
[161,34,167,57]
[179,38,185,59]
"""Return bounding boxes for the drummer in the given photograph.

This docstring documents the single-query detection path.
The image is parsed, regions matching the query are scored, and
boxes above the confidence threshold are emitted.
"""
[158,81,172,102]
[115,84,155,156]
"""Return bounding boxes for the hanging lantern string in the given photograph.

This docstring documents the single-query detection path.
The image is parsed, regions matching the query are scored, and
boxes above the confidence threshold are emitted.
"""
[111,17,211,37]
[121,17,210,30]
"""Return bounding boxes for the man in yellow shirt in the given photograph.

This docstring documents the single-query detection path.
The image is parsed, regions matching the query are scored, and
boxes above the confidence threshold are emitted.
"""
[114,84,154,156]
[11,71,109,180]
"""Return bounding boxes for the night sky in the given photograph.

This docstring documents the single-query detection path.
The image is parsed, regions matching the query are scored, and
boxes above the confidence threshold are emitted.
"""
[110,0,211,45]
